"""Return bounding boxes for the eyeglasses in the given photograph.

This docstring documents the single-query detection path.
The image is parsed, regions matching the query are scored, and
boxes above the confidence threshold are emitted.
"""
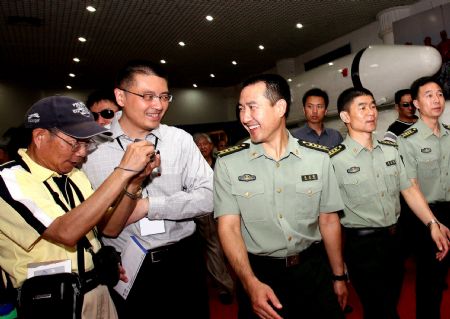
[119,88,173,103]
[92,109,115,121]
[400,102,415,108]
[50,130,97,152]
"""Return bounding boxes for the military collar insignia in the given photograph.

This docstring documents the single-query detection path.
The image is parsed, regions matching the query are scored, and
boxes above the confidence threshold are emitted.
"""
[399,128,418,139]
[238,174,256,182]
[421,148,432,153]
[378,140,398,148]
[217,143,249,157]
[347,166,360,174]
[386,160,396,166]
[298,140,329,153]
[443,123,450,130]
[329,144,346,158]
[301,174,318,181]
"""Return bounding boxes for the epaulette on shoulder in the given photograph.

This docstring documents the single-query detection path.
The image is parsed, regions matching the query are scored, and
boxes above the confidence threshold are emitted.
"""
[378,140,398,148]
[399,128,417,139]
[298,140,329,153]
[443,123,450,130]
[328,144,346,158]
[217,143,250,157]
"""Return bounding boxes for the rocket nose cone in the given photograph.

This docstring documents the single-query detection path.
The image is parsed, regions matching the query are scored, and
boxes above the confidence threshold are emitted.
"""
[420,46,442,75]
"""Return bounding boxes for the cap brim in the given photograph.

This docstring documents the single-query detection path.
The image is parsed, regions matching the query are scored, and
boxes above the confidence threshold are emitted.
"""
[59,122,112,139]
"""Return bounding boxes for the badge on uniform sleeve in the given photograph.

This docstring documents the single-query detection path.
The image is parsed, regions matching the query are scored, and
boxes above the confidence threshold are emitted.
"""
[386,160,396,166]
[301,174,318,181]
[238,174,256,182]
[421,148,432,153]
[347,166,360,174]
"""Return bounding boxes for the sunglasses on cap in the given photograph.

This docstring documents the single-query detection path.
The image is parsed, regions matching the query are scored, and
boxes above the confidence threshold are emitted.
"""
[92,109,115,121]
[400,102,415,108]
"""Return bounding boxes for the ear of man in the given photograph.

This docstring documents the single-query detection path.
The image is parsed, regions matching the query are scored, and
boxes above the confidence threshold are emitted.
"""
[275,99,287,118]
[114,88,126,107]
[340,111,350,124]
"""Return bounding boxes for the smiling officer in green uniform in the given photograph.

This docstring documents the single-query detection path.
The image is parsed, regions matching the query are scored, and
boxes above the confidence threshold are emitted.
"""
[330,87,448,319]
[397,76,450,319]
[214,74,347,319]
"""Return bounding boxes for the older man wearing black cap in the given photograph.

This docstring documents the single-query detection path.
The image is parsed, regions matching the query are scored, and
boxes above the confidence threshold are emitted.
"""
[0,96,159,319]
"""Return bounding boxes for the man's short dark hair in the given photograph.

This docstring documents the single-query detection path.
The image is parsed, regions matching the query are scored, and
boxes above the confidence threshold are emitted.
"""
[242,74,291,118]
[337,87,374,114]
[394,89,411,105]
[86,88,118,110]
[410,76,443,100]
[115,60,168,89]
[302,88,329,109]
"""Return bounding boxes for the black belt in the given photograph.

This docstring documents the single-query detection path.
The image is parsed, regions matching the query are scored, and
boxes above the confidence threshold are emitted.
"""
[344,224,397,237]
[82,269,99,293]
[146,234,196,264]
[248,242,322,268]
[428,201,450,210]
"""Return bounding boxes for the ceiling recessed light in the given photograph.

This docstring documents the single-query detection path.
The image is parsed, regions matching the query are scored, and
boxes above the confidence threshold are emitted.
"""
[296,23,303,29]
[66,85,72,90]
[178,41,185,46]
[232,60,237,65]
[86,6,96,12]
[210,74,215,78]
[258,45,265,50]
[160,59,166,64]
[287,78,292,82]
[328,62,334,66]
[73,57,80,62]
[78,37,87,42]
[69,73,75,77]
[206,15,213,21]
[193,84,198,88]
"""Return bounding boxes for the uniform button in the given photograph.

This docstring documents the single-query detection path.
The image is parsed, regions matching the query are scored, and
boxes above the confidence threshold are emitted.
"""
[279,213,283,219]
[276,162,280,168]
[376,173,379,178]
[307,189,312,196]
[381,192,384,197]
[288,236,292,241]
[245,192,250,197]
[276,188,282,193]
[446,172,449,176]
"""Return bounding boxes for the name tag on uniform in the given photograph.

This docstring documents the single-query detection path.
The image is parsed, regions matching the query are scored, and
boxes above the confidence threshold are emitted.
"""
[386,160,396,166]
[140,219,165,236]
[421,148,432,153]
[301,174,318,181]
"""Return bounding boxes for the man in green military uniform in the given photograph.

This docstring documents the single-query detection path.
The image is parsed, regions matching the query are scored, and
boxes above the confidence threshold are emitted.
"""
[331,87,448,319]
[397,76,450,319]
[214,74,347,319]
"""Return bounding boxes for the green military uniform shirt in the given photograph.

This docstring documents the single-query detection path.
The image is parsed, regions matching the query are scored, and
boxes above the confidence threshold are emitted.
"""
[397,118,450,203]
[213,132,344,257]
[330,136,411,228]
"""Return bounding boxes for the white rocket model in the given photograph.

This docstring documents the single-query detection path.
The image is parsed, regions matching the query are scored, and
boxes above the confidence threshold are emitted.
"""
[288,44,442,123]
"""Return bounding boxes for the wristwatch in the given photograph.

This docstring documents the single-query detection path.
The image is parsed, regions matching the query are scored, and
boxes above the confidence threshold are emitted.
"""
[123,186,143,200]
[332,273,348,281]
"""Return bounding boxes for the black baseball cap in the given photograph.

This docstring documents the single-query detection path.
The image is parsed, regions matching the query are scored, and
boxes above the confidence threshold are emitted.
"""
[24,96,112,139]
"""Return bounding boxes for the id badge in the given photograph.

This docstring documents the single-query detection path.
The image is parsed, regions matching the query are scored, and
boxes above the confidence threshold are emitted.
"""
[139,219,165,236]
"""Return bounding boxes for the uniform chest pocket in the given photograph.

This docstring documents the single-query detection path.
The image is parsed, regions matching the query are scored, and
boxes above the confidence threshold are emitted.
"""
[232,182,266,221]
[342,174,372,205]
[417,158,439,179]
[384,166,400,194]
[295,181,322,219]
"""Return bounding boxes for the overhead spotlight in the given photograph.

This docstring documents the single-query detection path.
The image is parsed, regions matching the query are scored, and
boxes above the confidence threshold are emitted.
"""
[73,57,80,62]
[328,62,334,66]
[160,59,166,64]
[258,45,264,50]
[193,84,198,88]
[86,6,96,12]
[287,78,292,82]
[178,41,185,46]
[78,37,87,42]
[232,60,237,65]
[206,15,213,21]
[66,85,72,90]
[210,74,215,78]
[296,23,303,29]
[69,73,75,78]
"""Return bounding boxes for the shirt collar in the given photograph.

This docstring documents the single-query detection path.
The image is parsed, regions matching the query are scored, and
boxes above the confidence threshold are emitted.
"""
[18,148,74,182]
[415,118,448,139]
[110,110,162,142]
[302,123,328,136]
[247,130,302,160]
[343,135,380,157]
